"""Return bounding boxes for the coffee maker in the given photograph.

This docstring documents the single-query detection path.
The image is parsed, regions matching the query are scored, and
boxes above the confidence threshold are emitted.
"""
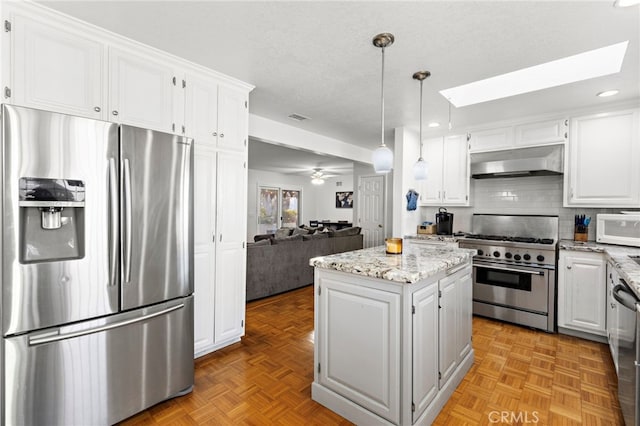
[436,207,454,235]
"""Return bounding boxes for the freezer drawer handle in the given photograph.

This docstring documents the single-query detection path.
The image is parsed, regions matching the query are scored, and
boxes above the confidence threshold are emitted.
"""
[29,303,185,346]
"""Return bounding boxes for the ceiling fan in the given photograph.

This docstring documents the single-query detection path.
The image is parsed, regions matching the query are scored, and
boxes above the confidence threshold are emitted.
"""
[310,168,337,185]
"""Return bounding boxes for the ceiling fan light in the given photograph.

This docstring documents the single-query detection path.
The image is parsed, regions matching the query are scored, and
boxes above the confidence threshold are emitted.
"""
[372,144,393,173]
[413,158,428,180]
[311,177,325,185]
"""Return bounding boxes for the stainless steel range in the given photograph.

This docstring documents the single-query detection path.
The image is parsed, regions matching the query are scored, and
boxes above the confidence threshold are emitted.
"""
[458,214,559,332]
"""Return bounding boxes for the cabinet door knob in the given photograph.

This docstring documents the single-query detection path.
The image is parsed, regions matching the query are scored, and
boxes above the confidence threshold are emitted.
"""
[220,133,224,138]
[112,110,119,116]
[378,224,383,228]
[212,132,217,137]
[567,265,572,269]
[94,106,101,112]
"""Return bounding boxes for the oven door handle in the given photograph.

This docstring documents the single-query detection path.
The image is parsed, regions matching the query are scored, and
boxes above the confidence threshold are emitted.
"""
[474,263,544,275]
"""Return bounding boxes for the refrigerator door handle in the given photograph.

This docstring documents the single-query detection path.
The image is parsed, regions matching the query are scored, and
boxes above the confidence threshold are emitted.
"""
[123,158,133,283]
[108,157,119,287]
[28,303,185,346]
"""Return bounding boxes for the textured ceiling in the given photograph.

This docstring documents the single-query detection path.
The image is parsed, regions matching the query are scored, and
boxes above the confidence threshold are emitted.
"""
[39,1,640,170]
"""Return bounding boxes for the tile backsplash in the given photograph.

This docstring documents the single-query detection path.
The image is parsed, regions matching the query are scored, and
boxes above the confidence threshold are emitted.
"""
[419,175,624,240]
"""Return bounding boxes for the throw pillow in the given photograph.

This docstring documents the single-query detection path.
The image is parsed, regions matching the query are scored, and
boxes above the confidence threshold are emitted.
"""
[292,227,310,236]
[249,239,271,246]
[254,234,274,242]
[274,227,293,238]
[272,234,304,244]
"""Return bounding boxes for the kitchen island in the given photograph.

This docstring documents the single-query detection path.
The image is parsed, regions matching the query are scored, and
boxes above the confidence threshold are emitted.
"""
[309,245,475,425]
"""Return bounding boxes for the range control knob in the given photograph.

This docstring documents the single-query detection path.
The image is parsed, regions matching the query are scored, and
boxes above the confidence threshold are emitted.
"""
[493,251,500,258]
[505,252,512,259]
[537,255,545,262]
[514,254,522,261]
[523,254,531,261]
[477,249,484,256]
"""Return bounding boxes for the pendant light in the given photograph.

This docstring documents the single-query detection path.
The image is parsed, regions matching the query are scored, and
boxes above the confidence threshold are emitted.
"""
[371,33,394,174]
[412,70,430,180]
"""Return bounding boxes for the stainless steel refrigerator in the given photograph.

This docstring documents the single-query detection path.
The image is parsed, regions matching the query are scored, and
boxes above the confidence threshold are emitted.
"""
[1,105,194,425]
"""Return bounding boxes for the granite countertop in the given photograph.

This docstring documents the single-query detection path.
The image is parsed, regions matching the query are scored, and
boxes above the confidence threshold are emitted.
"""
[309,245,475,284]
[405,234,460,243]
[560,239,640,298]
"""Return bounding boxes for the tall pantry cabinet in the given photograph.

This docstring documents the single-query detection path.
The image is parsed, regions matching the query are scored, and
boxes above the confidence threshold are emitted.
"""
[1,2,254,358]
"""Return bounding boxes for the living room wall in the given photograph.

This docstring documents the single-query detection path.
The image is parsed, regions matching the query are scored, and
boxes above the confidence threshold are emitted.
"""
[247,169,354,241]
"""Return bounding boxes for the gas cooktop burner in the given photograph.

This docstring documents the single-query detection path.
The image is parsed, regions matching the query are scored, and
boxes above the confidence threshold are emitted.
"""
[464,234,554,245]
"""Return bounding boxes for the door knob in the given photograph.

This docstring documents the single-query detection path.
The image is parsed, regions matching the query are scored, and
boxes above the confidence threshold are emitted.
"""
[378,224,383,228]
[567,265,572,269]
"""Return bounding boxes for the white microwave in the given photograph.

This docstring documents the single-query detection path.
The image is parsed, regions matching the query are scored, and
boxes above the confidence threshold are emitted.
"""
[596,213,640,247]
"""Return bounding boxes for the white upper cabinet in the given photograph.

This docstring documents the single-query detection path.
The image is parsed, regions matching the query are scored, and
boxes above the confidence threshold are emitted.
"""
[217,85,248,152]
[468,127,512,152]
[565,108,640,207]
[184,77,248,150]
[8,12,105,119]
[109,47,182,134]
[514,118,567,147]
[419,134,470,206]
[419,137,444,205]
[470,118,567,152]
[185,73,219,146]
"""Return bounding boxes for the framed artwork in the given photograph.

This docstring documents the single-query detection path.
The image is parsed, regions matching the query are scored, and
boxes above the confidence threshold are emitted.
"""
[335,191,353,209]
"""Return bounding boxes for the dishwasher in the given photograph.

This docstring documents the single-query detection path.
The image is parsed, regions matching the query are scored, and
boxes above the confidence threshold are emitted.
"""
[613,279,639,426]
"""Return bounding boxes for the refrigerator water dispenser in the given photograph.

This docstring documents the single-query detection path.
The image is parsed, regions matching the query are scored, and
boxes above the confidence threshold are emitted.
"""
[18,178,85,263]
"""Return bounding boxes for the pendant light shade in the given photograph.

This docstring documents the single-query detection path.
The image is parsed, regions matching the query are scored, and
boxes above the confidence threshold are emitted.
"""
[413,70,431,180]
[413,158,428,180]
[371,33,394,174]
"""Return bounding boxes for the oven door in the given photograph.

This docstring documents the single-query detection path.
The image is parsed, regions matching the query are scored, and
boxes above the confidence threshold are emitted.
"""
[473,261,550,314]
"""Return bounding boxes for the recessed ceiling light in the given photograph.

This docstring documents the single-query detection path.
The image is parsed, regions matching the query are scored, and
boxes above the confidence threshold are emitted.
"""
[614,0,640,7]
[440,41,629,107]
[428,122,440,128]
[597,90,619,97]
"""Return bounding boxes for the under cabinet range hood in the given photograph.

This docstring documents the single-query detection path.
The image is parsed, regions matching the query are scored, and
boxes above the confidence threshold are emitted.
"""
[470,145,564,179]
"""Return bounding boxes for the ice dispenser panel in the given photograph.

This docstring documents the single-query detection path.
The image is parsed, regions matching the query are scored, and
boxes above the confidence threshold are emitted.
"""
[18,178,86,263]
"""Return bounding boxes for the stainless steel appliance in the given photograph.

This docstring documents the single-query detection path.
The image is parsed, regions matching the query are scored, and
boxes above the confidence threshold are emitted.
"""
[612,279,639,426]
[436,207,454,235]
[458,214,558,332]
[470,145,564,179]
[1,105,194,425]
[597,213,640,247]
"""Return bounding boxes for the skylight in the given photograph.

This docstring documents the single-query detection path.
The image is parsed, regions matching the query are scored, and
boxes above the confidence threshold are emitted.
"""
[440,41,629,107]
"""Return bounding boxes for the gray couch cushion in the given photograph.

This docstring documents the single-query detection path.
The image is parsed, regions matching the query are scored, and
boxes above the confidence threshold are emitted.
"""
[249,239,271,246]
[302,232,329,240]
[272,234,304,244]
[328,226,362,237]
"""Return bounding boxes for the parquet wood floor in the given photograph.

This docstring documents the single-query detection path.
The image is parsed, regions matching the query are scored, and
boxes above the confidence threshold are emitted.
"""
[120,285,623,425]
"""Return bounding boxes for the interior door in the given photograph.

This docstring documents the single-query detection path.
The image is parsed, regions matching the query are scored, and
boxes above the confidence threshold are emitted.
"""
[358,175,385,248]
[120,125,193,310]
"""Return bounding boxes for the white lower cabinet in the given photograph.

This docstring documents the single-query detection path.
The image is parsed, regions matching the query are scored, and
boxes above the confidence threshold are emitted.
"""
[558,250,606,338]
[313,262,473,425]
[193,146,247,358]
